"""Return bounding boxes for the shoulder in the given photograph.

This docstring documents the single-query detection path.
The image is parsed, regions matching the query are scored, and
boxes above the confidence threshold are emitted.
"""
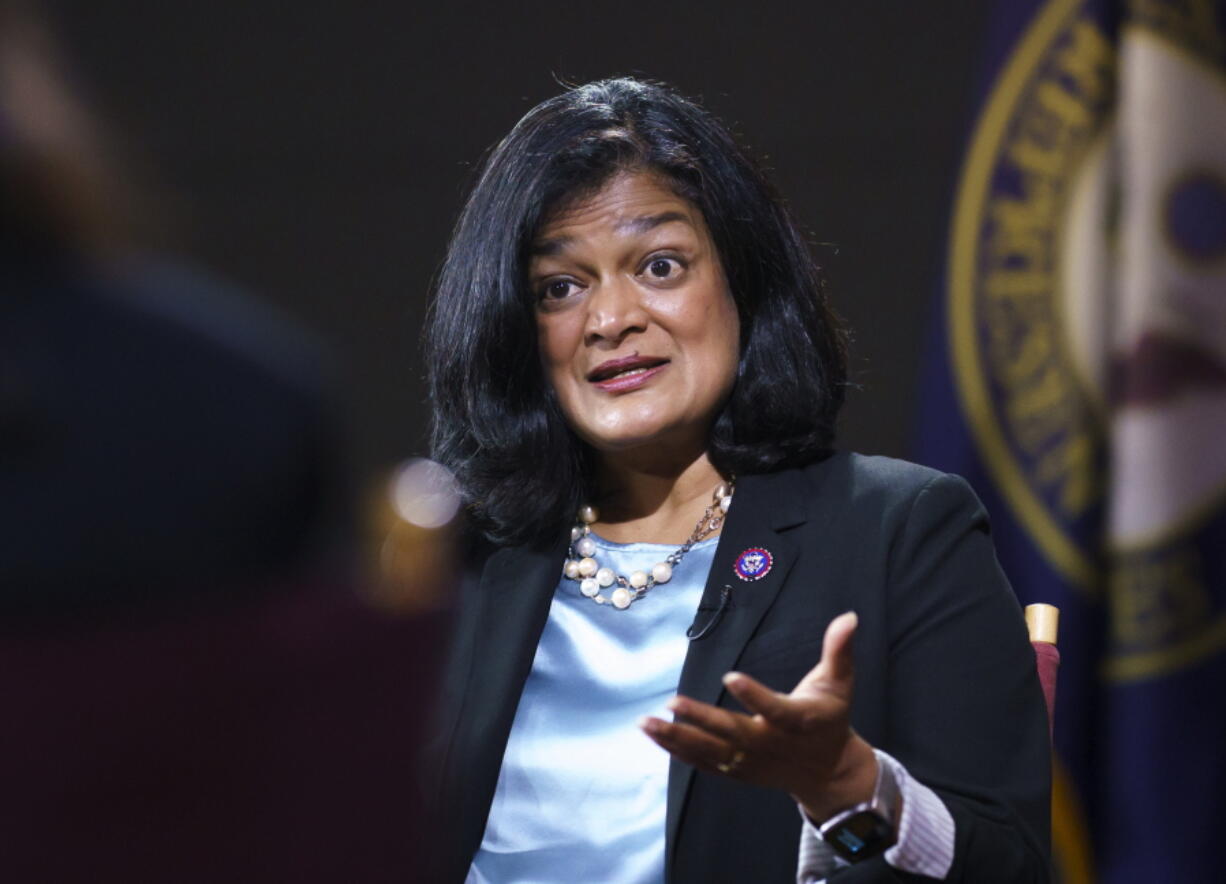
[795,451,983,518]
[803,450,944,489]
[454,522,500,581]
[766,452,993,571]
[733,452,989,569]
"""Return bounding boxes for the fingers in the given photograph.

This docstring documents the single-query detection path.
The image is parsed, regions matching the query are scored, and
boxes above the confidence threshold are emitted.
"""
[666,695,746,744]
[639,715,739,776]
[648,611,861,766]
[721,671,800,725]
[723,611,859,731]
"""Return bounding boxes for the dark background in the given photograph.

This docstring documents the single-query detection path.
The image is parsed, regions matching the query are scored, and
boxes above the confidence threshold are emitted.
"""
[45,0,990,482]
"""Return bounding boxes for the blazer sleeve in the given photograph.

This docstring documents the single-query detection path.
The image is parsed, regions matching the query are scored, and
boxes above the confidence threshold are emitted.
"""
[836,473,1052,882]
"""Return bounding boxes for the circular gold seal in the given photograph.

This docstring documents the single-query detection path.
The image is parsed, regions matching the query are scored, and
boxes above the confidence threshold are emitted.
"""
[950,0,1226,684]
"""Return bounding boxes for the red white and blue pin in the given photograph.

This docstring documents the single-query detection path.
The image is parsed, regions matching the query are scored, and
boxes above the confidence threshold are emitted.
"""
[733,547,773,581]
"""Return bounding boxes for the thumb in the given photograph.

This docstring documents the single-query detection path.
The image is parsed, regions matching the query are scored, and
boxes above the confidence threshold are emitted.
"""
[793,610,858,701]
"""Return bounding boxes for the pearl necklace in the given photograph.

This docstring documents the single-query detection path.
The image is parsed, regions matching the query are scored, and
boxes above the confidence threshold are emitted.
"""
[563,481,734,610]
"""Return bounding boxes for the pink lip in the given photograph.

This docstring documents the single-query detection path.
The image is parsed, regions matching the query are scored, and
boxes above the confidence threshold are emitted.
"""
[587,354,670,393]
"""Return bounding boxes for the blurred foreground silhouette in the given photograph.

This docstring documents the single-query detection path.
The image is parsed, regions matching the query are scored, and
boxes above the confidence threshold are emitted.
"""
[0,5,450,879]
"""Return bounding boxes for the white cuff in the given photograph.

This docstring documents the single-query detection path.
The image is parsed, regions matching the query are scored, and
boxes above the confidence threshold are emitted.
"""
[795,749,955,884]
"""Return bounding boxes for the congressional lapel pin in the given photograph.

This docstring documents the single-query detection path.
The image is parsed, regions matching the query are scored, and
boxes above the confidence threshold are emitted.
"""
[733,547,773,582]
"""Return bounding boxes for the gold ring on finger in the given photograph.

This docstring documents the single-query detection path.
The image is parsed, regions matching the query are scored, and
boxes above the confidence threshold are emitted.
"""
[716,748,746,775]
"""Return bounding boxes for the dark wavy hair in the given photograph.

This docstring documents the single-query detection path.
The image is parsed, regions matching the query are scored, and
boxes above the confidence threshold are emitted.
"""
[426,77,848,548]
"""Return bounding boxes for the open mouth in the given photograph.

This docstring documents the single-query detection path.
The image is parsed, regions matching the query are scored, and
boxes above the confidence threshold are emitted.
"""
[587,356,670,383]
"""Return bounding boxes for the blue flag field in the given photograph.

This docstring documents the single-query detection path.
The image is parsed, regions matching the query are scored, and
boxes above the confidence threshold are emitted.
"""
[916,1,1226,881]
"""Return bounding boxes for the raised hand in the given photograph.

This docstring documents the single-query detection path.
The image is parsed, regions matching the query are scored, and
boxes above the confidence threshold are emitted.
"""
[639,610,878,821]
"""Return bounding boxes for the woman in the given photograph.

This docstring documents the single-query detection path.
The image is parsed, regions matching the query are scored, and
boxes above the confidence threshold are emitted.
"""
[426,78,1050,883]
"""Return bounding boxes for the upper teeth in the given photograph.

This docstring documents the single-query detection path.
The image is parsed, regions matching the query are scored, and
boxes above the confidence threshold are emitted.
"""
[611,367,650,379]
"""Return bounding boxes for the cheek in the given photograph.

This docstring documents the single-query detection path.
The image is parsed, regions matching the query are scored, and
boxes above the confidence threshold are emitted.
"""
[704,298,741,384]
[537,317,580,380]
[664,292,738,371]
[714,333,741,395]
[536,317,595,428]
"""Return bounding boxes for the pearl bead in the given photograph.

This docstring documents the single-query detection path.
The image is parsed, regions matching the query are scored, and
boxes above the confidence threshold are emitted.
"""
[569,480,729,611]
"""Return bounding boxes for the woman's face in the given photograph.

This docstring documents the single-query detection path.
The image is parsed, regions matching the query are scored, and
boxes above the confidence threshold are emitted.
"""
[530,170,740,456]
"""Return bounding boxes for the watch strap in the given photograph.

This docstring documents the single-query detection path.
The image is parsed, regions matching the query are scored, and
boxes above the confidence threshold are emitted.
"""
[817,752,901,861]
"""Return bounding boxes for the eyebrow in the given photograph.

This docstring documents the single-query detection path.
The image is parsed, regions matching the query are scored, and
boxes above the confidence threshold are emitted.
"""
[530,210,692,256]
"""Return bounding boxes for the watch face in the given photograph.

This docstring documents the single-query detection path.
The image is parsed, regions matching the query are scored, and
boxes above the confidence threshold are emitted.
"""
[826,810,896,862]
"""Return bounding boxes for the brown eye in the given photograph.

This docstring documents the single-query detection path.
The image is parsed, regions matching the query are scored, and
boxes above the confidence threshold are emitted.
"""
[647,257,681,279]
[542,279,578,300]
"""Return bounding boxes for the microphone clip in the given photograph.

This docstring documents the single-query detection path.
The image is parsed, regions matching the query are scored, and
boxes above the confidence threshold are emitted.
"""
[687,585,733,641]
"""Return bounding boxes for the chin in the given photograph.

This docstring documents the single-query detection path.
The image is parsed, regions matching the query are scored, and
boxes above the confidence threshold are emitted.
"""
[578,418,707,457]
[582,429,668,453]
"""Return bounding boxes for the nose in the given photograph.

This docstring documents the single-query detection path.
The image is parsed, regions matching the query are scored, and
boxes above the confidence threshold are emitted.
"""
[583,276,649,346]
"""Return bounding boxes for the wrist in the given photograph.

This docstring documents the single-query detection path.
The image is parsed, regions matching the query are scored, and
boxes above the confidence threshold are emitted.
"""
[812,747,903,864]
[794,733,878,822]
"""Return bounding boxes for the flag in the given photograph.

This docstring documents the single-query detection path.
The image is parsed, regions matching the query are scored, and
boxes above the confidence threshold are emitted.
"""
[916,1,1226,881]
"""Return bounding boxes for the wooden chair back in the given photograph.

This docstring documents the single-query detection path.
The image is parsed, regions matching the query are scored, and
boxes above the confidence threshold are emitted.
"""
[1025,603,1060,739]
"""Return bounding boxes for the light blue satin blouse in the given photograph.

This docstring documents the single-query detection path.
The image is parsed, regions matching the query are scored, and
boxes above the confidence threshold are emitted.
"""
[467,533,718,884]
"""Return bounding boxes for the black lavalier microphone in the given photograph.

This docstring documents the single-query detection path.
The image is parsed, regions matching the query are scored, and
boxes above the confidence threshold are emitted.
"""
[687,584,733,640]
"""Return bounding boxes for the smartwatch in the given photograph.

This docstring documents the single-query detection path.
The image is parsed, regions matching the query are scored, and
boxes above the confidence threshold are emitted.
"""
[817,755,901,863]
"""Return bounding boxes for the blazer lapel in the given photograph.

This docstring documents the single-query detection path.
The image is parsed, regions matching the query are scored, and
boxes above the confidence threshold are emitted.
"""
[445,536,567,868]
[665,469,809,872]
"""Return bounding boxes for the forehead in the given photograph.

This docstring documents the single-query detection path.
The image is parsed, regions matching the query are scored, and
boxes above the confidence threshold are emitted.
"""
[532,171,705,251]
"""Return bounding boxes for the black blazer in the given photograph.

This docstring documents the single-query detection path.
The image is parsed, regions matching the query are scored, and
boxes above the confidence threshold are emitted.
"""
[432,452,1051,882]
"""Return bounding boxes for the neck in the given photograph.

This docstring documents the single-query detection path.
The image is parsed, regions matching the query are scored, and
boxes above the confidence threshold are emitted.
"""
[590,447,727,545]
